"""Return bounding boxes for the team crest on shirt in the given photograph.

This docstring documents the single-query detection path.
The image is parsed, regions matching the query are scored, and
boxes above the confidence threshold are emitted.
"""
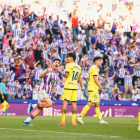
[50,78,56,85]
[95,70,97,74]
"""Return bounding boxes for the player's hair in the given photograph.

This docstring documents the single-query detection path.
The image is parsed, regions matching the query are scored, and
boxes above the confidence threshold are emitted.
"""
[53,58,60,62]
[67,53,76,61]
[93,57,102,63]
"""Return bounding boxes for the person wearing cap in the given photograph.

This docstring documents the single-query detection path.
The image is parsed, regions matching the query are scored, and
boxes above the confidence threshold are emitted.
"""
[51,20,60,38]
[24,79,32,99]
[77,30,86,55]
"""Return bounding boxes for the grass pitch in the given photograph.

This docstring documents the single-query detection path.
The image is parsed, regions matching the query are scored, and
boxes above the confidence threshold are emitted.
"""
[0,116,139,140]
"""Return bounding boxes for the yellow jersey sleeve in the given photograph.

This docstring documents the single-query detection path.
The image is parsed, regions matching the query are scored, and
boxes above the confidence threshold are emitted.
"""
[92,66,99,76]
[65,63,70,73]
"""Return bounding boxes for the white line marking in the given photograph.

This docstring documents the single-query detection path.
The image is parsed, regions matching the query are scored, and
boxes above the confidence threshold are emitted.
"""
[0,128,122,138]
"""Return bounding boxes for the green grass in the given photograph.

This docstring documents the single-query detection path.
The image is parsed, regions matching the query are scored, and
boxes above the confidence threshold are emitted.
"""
[0,116,139,140]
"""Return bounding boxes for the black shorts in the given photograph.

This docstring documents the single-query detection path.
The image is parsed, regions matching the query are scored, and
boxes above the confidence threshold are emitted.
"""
[0,94,8,103]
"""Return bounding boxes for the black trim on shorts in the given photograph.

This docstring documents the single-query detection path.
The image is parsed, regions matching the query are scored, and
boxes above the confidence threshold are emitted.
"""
[93,75,97,76]
[64,88,78,90]
[63,99,70,102]
[71,101,77,103]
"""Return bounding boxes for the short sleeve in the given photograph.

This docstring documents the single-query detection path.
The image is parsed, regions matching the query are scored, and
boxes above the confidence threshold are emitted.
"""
[65,64,69,73]
[93,67,98,76]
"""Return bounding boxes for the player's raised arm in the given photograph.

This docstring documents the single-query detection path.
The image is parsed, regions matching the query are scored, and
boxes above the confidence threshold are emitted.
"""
[39,68,50,78]
[57,66,69,78]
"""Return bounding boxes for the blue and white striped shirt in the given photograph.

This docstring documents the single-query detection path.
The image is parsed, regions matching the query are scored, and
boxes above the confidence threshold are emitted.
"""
[118,68,126,78]
[124,75,132,85]
[60,43,67,54]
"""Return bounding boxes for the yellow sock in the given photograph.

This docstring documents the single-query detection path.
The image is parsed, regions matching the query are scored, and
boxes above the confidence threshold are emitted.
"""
[95,108,102,119]
[80,105,90,117]
[72,113,76,123]
[62,113,66,122]
[138,110,140,125]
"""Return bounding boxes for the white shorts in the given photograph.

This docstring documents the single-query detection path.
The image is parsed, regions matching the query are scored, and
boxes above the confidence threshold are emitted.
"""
[37,90,50,101]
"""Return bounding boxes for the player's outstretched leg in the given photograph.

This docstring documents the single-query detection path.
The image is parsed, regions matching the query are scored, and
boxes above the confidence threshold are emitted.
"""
[23,98,52,126]
[138,110,140,131]
[95,103,108,124]
[76,103,92,124]
[71,102,77,126]
[59,100,68,126]
[23,108,43,126]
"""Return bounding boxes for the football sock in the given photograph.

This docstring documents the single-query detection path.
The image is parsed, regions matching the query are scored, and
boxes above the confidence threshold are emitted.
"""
[61,113,66,122]
[24,114,35,122]
[32,104,37,108]
[5,109,7,116]
[37,103,40,108]
[80,105,90,117]
[72,113,76,123]
[95,108,102,119]
[138,110,140,126]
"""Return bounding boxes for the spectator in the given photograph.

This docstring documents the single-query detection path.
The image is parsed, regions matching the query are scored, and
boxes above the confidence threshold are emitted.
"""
[132,85,138,101]
[72,14,80,42]
[123,71,135,99]
[25,51,35,70]
[116,89,123,101]
[56,81,62,100]
[109,88,116,100]
[100,88,109,100]
[24,79,32,99]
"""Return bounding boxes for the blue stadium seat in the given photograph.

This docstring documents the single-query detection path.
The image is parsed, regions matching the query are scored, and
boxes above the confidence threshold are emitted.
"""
[108,71,114,77]
[119,85,125,92]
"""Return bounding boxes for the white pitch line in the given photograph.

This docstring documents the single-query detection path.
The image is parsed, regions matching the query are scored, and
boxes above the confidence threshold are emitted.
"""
[0,128,122,138]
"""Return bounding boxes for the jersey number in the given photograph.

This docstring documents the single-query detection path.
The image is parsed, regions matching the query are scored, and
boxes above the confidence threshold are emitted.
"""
[72,71,79,81]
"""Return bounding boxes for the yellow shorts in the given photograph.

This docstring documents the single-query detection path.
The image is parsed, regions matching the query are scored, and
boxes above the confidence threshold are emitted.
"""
[88,91,99,103]
[62,89,77,102]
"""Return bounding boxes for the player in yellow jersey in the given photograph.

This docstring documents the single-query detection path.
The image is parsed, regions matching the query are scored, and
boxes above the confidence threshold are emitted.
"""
[76,56,108,124]
[57,53,83,126]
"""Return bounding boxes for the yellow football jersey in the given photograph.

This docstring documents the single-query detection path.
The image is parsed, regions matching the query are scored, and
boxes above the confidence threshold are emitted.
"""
[88,65,99,92]
[64,63,81,90]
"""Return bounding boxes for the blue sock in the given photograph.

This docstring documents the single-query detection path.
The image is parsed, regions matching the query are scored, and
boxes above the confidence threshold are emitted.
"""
[5,109,7,116]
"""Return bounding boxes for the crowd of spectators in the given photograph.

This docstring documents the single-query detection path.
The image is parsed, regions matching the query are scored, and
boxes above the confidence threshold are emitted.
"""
[1,0,140,101]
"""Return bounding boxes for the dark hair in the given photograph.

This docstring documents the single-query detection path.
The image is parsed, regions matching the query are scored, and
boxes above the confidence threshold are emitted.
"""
[53,58,60,62]
[93,57,102,63]
[131,45,135,49]
[67,53,76,61]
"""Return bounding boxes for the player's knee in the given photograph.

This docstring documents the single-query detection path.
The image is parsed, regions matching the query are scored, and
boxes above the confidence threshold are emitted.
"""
[95,102,100,108]
[63,108,67,114]
[48,102,52,107]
